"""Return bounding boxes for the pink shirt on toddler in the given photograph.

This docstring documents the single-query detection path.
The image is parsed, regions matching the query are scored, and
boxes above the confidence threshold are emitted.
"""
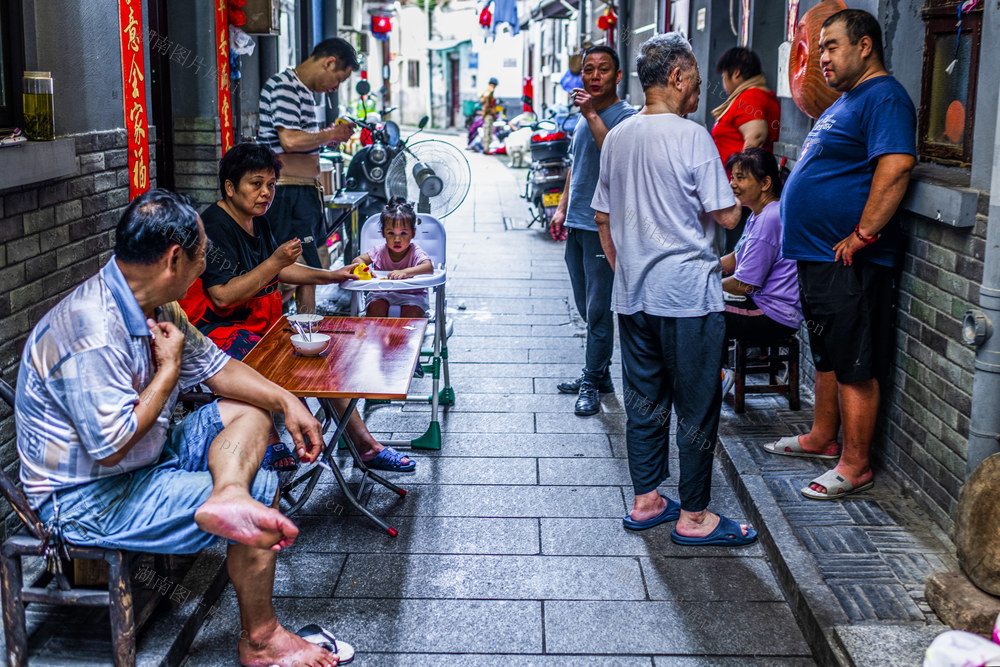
[364,241,432,311]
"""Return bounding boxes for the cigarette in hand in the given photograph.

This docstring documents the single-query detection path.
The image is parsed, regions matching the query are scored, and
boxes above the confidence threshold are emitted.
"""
[301,236,314,244]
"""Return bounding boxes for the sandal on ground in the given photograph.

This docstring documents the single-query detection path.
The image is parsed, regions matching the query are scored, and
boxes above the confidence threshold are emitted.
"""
[670,515,758,547]
[763,435,840,461]
[295,624,354,664]
[364,446,416,472]
[801,469,874,500]
[622,494,681,531]
[261,443,300,473]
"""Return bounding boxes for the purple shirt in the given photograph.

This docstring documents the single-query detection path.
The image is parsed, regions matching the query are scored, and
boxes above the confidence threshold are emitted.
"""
[733,201,803,329]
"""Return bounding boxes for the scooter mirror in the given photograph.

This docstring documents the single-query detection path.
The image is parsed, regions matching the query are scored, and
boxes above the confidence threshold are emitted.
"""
[356,80,371,96]
[418,116,429,129]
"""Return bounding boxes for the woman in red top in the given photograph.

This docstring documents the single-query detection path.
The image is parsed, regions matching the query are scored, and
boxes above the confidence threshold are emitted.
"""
[711,47,781,171]
[711,47,781,252]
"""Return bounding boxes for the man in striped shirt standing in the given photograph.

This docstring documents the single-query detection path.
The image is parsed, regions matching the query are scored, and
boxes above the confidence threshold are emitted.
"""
[258,37,359,313]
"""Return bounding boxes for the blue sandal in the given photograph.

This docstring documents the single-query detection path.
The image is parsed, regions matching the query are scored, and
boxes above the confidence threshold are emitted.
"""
[622,495,681,531]
[261,443,299,473]
[364,446,416,472]
[670,515,758,547]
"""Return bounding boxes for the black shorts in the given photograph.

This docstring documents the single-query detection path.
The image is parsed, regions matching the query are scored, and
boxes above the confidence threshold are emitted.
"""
[797,260,896,383]
[264,184,324,268]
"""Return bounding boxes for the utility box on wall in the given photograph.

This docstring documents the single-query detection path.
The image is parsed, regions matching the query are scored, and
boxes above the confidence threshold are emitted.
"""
[243,0,280,35]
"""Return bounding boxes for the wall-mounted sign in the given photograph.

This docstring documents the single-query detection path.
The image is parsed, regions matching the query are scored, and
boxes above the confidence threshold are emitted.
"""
[696,8,706,31]
[118,0,150,199]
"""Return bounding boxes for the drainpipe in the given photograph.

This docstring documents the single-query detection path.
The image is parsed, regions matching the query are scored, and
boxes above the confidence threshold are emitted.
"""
[616,0,630,102]
[963,98,1000,476]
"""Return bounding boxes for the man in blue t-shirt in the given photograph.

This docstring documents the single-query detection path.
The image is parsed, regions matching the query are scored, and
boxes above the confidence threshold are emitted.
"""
[770,10,916,501]
[550,46,637,417]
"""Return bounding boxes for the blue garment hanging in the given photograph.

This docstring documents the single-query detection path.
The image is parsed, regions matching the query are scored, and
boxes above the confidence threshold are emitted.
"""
[492,0,520,36]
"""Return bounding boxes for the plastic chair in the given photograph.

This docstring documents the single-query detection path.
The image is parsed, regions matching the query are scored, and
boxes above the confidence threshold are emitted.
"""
[340,213,453,450]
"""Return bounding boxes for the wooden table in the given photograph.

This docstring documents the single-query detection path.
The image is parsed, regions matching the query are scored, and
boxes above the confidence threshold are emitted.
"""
[243,315,427,536]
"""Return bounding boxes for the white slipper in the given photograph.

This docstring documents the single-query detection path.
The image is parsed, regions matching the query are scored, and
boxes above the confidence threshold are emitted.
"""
[296,624,354,664]
[801,469,874,500]
[763,435,840,460]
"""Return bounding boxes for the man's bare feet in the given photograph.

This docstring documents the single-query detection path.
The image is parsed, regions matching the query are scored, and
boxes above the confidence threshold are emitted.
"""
[195,487,299,552]
[239,622,338,667]
[674,510,750,539]
[807,464,873,494]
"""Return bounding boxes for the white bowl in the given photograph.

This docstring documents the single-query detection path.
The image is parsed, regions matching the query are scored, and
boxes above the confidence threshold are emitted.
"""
[290,333,330,356]
[287,313,324,325]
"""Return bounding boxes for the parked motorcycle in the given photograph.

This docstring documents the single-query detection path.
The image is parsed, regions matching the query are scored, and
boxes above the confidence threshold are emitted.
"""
[343,80,427,220]
[519,97,570,233]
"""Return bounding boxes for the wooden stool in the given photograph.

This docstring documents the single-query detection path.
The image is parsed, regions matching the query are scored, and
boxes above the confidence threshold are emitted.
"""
[732,334,801,413]
[0,373,137,666]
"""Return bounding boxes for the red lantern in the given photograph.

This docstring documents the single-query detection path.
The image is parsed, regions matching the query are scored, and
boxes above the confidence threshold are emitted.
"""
[227,0,247,26]
[479,5,492,28]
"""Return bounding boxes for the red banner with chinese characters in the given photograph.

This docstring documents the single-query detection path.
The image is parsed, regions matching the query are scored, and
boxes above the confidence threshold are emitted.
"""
[118,0,150,200]
[215,1,234,153]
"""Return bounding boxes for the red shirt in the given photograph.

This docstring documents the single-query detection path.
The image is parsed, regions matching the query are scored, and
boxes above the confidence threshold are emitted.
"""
[711,87,781,175]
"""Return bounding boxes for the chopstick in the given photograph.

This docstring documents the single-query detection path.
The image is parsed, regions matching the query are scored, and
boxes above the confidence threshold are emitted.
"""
[283,327,356,334]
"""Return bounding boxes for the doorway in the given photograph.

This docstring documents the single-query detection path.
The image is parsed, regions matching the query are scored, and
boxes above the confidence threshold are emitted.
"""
[449,54,460,127]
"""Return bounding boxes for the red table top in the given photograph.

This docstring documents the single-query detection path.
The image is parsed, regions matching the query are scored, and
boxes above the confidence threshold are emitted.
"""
[242,316,427,399]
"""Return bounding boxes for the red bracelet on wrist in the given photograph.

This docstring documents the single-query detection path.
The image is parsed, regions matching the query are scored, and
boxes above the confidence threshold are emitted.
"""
[854,224,880,245]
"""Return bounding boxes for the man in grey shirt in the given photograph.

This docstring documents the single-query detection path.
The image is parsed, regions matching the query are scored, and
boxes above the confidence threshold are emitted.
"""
[551,46,637,416]
[593,34,756,547]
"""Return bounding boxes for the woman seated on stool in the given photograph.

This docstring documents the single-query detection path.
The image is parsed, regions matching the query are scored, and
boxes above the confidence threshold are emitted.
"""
[720,148,803,394]
[180,142,416,472]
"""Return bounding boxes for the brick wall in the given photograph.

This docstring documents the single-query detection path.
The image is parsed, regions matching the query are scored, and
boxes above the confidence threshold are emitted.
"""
[0,129,156,540]
[880,209,986,533]
[173,117,222,209]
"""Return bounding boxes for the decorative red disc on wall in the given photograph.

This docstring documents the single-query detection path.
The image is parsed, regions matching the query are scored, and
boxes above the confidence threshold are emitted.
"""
[789,0,846,119]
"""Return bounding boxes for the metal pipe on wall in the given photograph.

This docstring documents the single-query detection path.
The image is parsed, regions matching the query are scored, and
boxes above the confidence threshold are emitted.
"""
[964,94,1000,476]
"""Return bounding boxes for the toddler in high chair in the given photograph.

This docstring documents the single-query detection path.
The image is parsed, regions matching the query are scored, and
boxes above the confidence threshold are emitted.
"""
[352,196,433,317]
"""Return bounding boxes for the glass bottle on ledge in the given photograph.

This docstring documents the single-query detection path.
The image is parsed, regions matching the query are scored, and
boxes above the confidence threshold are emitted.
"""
[23,71,55,141]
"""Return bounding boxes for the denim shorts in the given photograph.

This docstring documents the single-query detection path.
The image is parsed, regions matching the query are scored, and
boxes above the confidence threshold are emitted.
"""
[36,401,279,554]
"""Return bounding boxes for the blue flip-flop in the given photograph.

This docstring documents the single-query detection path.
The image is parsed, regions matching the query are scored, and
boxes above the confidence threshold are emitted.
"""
[622,495,681,531]
[364,446,416,472]
[670,514,758,547]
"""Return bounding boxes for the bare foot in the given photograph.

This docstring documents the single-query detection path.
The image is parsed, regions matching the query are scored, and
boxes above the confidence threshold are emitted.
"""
[808,464,873,494]
[239,623,338,667]
[195,487,299,552]
[629,494,667,522]
[674,510,749,539]
[797,434,840,456]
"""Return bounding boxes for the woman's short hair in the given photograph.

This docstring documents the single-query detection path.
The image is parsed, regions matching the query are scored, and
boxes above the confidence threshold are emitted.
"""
[726,147,783,198]
[115,189,201,264]
[218,142,282,197]
[715,47,763,79]
[636,33,696,92]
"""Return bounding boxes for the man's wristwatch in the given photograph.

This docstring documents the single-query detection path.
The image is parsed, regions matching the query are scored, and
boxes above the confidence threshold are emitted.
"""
[854,224,880,245]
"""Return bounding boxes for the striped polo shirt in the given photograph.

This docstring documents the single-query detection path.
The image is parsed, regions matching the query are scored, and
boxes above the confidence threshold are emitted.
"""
[258,67,324,155]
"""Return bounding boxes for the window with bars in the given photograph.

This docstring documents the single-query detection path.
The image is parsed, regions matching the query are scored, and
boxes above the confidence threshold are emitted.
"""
[918,1,982,167]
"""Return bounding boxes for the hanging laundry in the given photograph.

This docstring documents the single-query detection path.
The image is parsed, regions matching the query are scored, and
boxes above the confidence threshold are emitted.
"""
[492,0,519,36]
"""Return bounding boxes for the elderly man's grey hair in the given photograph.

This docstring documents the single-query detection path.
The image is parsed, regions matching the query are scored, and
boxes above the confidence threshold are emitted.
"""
[636,32,696,91]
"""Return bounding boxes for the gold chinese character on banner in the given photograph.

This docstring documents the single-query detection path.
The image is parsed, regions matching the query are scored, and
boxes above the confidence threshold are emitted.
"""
[132,151,148,190]
[123,6,141,53]
[128,57,145,99]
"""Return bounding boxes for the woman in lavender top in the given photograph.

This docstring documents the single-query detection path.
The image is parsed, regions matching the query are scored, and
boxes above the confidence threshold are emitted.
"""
[721,148,803,391]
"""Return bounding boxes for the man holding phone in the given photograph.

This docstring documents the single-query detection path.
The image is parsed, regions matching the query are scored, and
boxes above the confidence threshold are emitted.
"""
[258,37,359,313]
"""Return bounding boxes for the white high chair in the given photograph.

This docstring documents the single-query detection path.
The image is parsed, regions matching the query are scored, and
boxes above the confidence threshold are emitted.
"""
[340,213,453,450]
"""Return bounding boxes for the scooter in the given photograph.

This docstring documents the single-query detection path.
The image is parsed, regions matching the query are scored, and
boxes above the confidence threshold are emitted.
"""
[343,80,427,220]
[519,96,570,232]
